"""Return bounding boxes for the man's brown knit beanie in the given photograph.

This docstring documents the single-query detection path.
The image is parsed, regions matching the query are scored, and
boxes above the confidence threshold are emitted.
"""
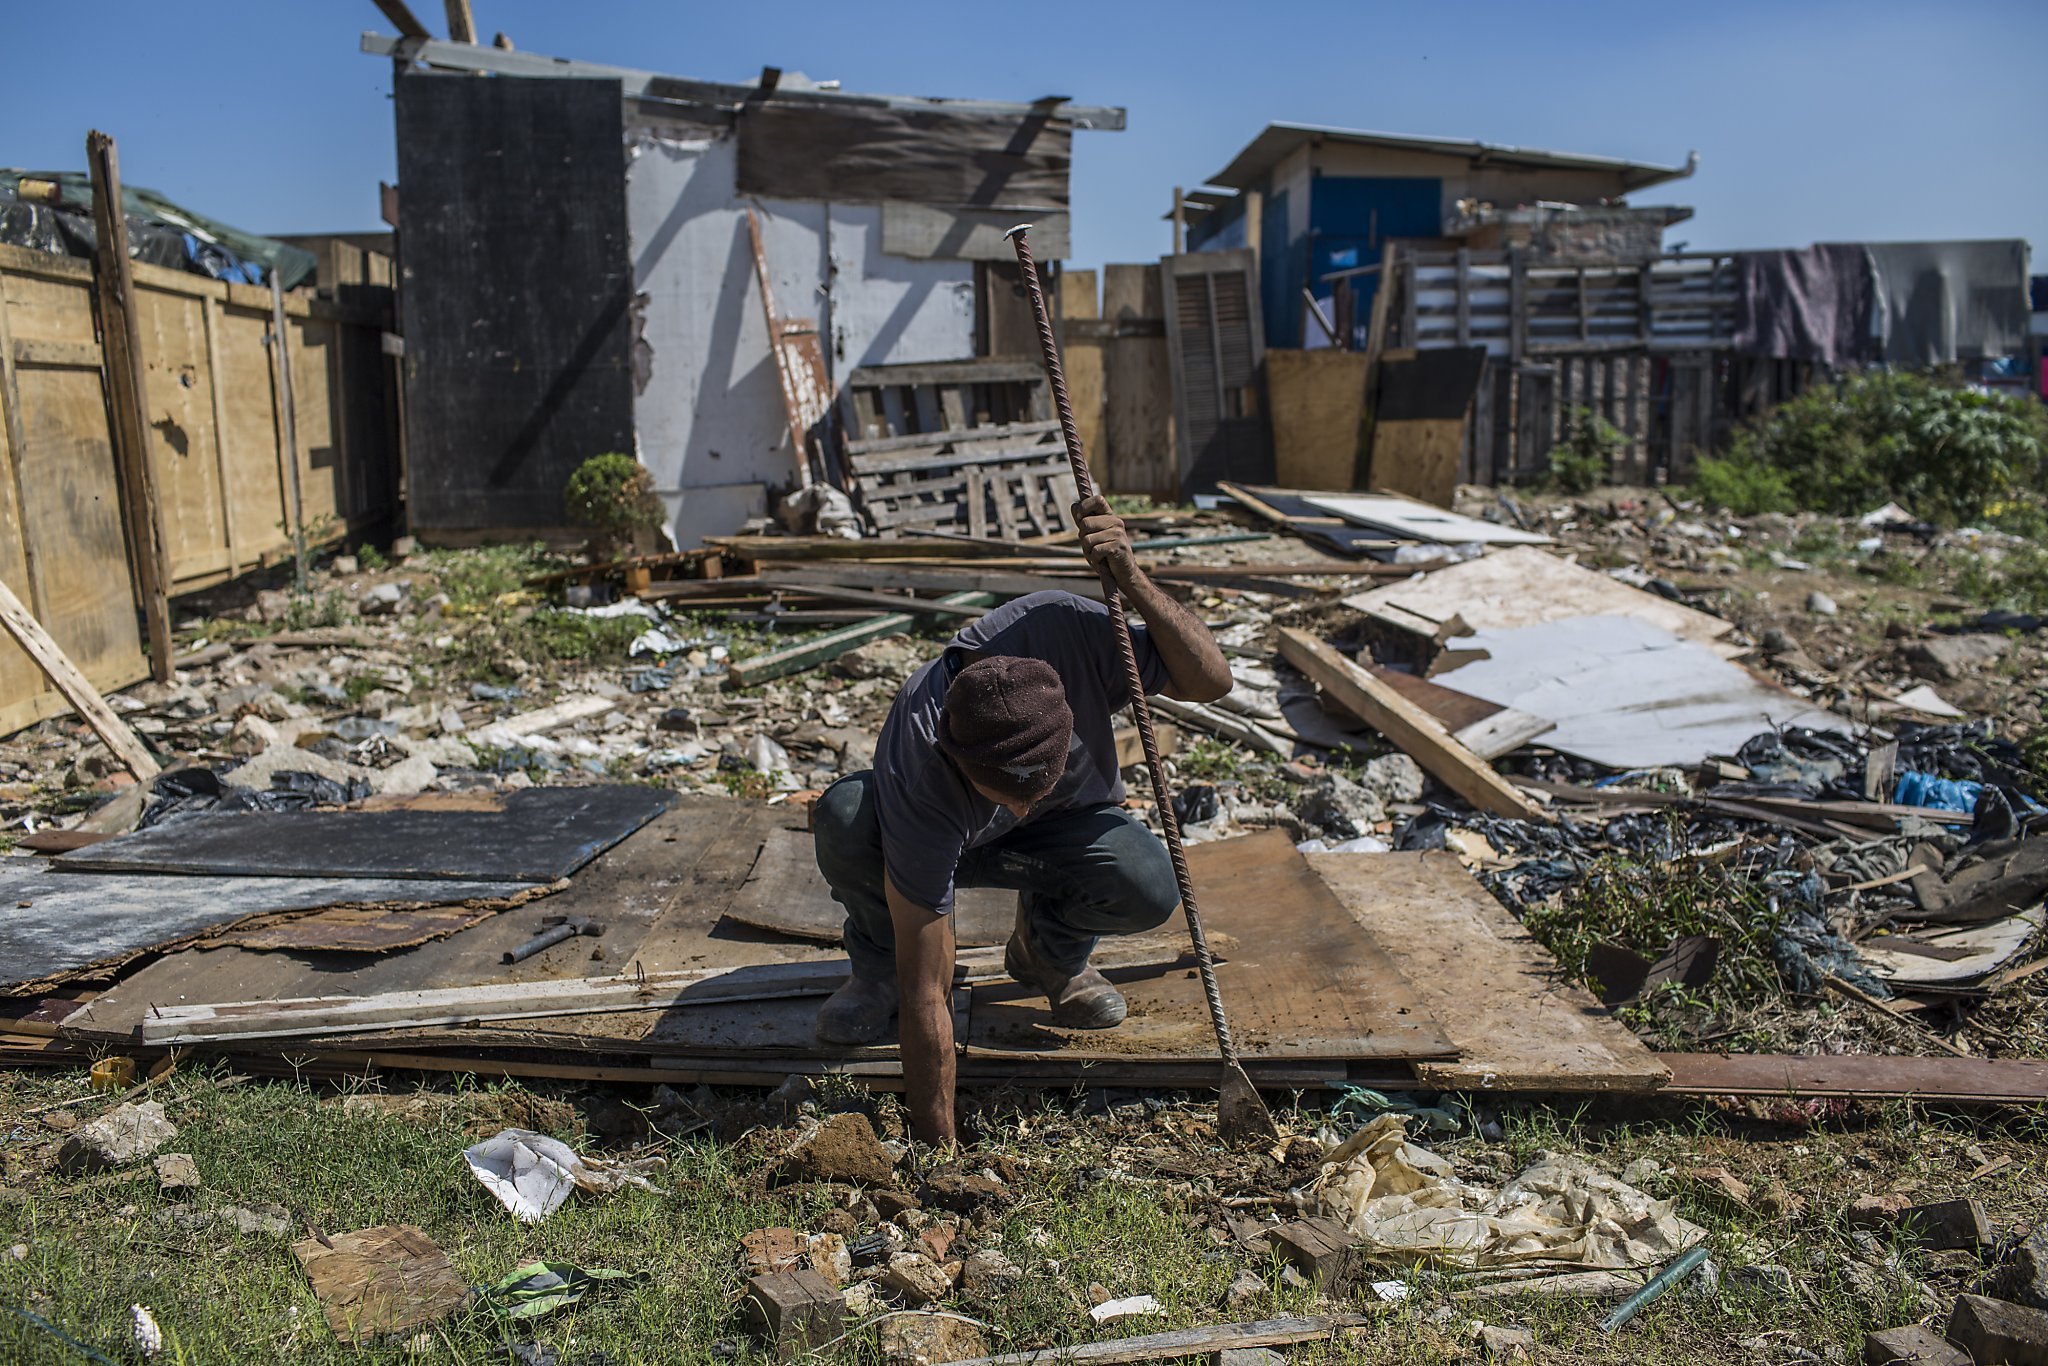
[938,655,1072,806]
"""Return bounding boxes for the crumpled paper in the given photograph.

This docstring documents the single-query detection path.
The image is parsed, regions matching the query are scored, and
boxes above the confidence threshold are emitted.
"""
[462,1128,667,1224]
[1308,1115,1704,1270]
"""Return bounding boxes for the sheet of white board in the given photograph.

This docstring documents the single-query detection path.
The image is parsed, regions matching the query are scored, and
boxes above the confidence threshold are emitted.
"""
[1432,615,1848,769]
[1300,494,1552,545]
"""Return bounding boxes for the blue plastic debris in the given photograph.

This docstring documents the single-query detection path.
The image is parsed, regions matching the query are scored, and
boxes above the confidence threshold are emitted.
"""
[1893,771,1985,812]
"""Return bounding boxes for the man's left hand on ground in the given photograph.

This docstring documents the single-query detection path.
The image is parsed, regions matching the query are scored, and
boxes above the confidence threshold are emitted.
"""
[1073,494,1137,587]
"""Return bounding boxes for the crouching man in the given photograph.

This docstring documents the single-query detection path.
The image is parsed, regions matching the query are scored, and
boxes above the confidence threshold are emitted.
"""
[811,496,1232,1144]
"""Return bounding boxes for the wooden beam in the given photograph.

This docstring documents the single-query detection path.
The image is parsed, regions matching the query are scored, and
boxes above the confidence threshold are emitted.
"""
[138,941,1141,1046]
[751,581,992,619]
[1276,628,1546,822]
[946,1314,1379,1366]
[729,591,993,687]
[371,0,432,39]
[442,0,476,43]
[268,275,307,588]
[0,575,159,780]
[86,130,174,683]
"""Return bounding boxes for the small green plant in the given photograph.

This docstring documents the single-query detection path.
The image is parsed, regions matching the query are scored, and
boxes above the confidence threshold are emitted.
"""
[565,453,664,559]
[342,673,383,703]
[1691,453,1797,515]
[282,589,352,630]
[1957,541,2048,615]
[356,543,390,572]
[424,543,559,613]
[1545,407,1623,494]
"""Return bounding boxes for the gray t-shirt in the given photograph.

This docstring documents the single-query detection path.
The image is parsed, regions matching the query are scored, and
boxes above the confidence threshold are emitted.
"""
[874,591,1170,915]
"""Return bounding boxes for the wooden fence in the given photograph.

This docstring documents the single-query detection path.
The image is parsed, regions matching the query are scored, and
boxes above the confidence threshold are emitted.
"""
[1382,247,1817,486]
[0,243,399,736]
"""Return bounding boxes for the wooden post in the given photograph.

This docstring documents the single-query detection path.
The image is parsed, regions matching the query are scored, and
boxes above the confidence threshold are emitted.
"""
[443,0,477,43]
[1171,187,1186,255]
[86,130,174,684]
[270,274,308,589]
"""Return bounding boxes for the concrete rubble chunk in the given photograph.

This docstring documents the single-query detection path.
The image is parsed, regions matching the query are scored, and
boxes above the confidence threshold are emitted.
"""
[1947,1292,2048,1366]
[1298,771,1385,838]
[1223,1268,1269,1313]
[1479,1324,1536,1361]
[153,1153,200,1194]
[961,1249,1023,1298]
[784,1112,896,1186]
[359,582,411,616]
[878,1312,988,1366]
[1863,1323,1969,1366]
[58,1101,177,1173]
[1907,634,2010,681]
[1358,752,1425,805]
[1995,1227,2048,1311]
[881,1251,952,1306]
[1213,1351,1285,1366]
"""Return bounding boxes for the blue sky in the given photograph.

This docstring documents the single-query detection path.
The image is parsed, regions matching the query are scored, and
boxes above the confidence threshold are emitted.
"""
[12,0,2043,272]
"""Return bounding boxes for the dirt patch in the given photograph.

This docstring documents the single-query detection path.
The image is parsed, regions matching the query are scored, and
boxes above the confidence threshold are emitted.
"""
[784,1111,895,1186]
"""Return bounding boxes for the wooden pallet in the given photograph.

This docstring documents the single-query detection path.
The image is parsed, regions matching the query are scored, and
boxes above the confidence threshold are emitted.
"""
[839,360,1075,536]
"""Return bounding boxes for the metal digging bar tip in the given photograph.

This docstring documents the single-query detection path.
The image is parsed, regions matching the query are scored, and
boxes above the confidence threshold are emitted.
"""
[1003,223,1279,1145]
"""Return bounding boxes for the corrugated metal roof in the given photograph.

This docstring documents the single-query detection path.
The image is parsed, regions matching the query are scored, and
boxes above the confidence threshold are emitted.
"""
[1202,122,1695,193]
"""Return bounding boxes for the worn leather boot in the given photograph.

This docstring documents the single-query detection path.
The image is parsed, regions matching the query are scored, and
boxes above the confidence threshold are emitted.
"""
[815,969,899,1045]
[1004,900,1126,1029]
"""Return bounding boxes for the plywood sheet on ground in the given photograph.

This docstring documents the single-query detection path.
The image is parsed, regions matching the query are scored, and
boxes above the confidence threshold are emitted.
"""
[1310,850,1667,1092]
[1343,545,1737,655]
[723,824,1019,947]
[969,829,1453,1063]
[0,859,531,990]
[65,810,1456,1076]
[56,785,672,881]
[60,797,824,1042]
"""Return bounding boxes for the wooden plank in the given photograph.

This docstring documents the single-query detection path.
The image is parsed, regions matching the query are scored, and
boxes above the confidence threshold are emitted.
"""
[372,0,432,40]
[1312,851,1667,1091]
[10,338,101,369]
[755,563,1103,601]
[751,581,992,618]
[268,274,308,584]
[200,297,241,575]
[944,1315,1379,1366]
[1362,662,1554,761]
[87,130,174,681]
[1277,628,1546,821]
[141,960,870,1045]
[728,592,993,686]
[442,0,476,43]
[1657,1052,2048,1104]
[0,574,159,779]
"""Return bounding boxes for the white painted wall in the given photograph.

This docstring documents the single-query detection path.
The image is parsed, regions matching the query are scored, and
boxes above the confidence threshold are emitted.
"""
[624,122,977,547]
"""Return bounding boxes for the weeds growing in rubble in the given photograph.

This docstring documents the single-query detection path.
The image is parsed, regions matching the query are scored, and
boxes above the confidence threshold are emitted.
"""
[1520,836,1786,1018]
[1694,369,2048,524]
[421,542,562,613]
[8,1063,2045,1365]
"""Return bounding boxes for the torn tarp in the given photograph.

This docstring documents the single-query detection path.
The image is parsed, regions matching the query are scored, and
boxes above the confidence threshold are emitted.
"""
[1308,1114,1706,1272]
[0,171,314,286]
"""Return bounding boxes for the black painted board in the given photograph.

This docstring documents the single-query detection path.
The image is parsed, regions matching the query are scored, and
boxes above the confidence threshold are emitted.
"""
[394,73,635,531]
[736,103,1071,207]
[1375,347,1488,422]
[53,787,674,883]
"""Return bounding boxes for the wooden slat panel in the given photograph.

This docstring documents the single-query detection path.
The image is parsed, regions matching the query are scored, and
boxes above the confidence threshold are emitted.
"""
[136,282,232,583]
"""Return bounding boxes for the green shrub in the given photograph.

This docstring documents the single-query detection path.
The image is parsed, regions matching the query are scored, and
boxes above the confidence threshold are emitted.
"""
[1691,452,1797,515]
[1693,370,2048,523]
[1545,407,1624,494]
[565,453,664,552]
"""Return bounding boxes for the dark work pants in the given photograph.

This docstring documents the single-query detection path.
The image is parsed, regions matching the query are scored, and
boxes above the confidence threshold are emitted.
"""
[812,770,1180,981]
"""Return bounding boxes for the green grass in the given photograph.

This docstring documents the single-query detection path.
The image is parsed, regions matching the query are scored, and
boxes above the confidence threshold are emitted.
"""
[421,544,564,615]
[6,1068,2044,1365]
